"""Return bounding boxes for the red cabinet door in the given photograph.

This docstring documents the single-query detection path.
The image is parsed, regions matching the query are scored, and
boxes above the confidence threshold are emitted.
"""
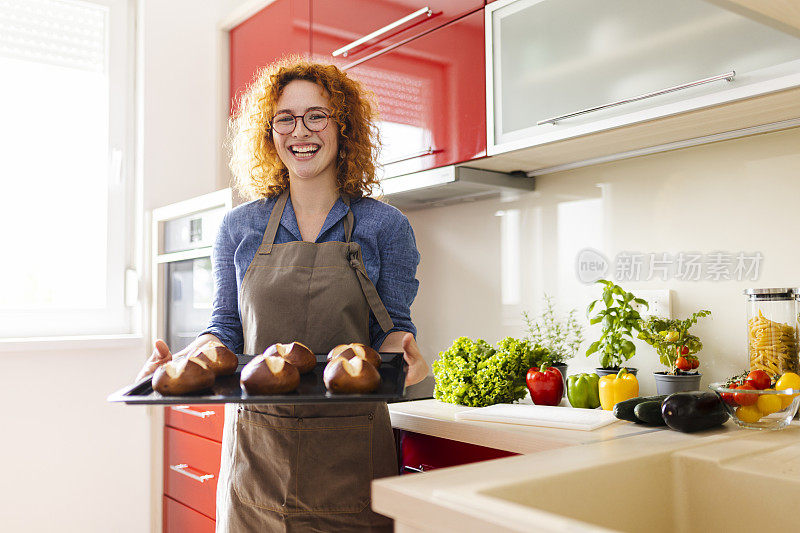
[346,10,486,176]
[165,404,225,442]
[229,0,311,111]
[400,431,517,473]
[311,0,483,63]
[163,495,216,533]
[164,427,222,520]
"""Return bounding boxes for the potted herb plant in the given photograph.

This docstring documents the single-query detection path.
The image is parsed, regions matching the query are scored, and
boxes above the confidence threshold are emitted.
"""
[585,280,648,376]
[638,310,711,394]
[523,294,584,394]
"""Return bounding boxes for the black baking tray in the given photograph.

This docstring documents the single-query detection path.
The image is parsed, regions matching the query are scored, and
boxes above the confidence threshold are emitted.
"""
[108,352,408,405]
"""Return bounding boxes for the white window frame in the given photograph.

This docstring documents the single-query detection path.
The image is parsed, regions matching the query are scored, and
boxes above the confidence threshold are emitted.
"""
[0,0,138,340]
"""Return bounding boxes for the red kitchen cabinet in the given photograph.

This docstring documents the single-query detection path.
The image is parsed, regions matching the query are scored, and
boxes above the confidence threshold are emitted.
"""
[163,495,216,533]
[345,9,487,176]
[165,404,225,442]
[399,431,517,473]
[229,0,311,111]
[311,0,483,63]
[164,426,222,520]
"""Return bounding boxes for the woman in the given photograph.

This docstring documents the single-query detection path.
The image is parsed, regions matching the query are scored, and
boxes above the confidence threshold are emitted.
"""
[137,58,428,531]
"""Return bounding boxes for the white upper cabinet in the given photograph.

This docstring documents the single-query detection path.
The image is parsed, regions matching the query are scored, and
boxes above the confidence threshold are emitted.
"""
[486,0,800,159]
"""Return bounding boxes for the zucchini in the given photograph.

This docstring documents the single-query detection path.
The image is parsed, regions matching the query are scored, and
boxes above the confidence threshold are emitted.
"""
[633,400,666,426]
[613,395,669,423]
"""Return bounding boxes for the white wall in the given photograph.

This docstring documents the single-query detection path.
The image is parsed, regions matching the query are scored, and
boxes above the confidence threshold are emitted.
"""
[407,126,800,396]
[0,339,150,533]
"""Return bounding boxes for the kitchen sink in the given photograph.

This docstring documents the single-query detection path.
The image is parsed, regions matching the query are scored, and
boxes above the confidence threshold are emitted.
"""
[434,426,800,533]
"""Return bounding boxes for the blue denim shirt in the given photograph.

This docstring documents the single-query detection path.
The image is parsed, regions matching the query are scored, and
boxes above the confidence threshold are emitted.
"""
[201,194,420,353]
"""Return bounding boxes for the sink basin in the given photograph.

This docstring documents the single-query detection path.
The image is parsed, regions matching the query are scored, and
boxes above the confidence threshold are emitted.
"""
[435,427,800,532]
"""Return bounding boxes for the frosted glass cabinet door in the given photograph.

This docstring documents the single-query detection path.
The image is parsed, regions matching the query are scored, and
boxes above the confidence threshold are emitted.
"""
[487,0,800,153]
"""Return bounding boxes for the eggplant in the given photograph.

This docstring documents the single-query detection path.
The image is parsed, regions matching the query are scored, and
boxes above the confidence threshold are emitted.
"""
[661,392,728,433]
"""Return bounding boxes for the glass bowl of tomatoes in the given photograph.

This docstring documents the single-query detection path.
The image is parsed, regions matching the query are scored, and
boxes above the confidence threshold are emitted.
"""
[709,370,800,430]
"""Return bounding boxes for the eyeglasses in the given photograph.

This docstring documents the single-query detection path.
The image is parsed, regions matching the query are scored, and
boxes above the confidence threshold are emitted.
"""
[269,109,330,135]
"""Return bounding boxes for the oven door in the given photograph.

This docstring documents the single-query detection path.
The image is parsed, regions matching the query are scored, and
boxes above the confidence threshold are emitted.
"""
[164,256,214,352]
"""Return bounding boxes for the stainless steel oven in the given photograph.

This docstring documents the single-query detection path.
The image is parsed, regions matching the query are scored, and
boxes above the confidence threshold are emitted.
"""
[152,189,233,352]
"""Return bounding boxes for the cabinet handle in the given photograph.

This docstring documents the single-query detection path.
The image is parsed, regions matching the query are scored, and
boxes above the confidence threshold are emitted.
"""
[170,405,216,419]
[332,6,433,58]
[382,147,440,166]
[536,71,736,126]
[403,464,434,473]
[169,463,215,483]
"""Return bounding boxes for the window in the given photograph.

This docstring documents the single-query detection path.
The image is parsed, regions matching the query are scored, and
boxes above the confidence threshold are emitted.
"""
[0,0,135,337]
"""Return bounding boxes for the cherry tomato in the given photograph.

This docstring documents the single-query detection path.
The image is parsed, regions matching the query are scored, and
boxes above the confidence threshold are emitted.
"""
[734,382,758,406]
[736,404,762,423]
[680,346,690,356]
[676,357,691,371]
[746,369,771,390]
[690,356,700,370]
[721,383,738,406]
[756,393,782,415]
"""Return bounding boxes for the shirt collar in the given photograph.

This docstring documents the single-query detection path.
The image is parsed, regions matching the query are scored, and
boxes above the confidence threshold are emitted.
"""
[281,195,350,242]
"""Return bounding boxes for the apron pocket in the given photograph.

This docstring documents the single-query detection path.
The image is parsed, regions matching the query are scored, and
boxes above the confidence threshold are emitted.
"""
[296,412,373,513]
[233,408,300,513]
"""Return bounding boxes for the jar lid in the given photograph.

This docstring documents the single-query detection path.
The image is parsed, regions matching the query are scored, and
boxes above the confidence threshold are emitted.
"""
[744,288,795,300]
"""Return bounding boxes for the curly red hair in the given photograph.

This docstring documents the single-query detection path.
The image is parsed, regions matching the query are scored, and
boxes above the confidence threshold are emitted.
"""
[228,57,381,200]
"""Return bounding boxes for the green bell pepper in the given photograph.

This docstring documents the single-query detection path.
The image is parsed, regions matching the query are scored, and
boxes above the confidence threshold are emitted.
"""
[567,373,601,409]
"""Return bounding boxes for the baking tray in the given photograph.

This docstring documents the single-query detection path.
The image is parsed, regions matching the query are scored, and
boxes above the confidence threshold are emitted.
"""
[107,352,407,405]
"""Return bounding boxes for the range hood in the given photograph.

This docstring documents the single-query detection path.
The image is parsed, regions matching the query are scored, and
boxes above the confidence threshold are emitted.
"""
[380,165,535,210]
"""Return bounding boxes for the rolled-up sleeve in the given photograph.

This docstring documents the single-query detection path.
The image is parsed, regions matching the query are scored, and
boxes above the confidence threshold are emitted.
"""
[370,214,420,348]
[200,211,244,353]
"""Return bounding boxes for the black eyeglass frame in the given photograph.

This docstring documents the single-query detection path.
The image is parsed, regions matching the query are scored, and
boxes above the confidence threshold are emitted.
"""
[268,109,331,135]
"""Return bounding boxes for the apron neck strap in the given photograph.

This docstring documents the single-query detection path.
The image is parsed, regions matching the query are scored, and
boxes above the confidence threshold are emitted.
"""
[342,194,354,243]
[261,190,289,253]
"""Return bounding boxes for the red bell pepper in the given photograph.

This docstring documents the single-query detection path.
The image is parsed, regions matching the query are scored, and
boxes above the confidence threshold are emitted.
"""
[526,363,564,406]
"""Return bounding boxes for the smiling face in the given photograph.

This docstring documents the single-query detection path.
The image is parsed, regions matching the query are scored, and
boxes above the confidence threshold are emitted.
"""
[271,79,339,186]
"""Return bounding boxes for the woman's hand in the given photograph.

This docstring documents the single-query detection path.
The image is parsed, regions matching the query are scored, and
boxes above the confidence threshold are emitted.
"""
[401,333,429,386]
[379,331,429,386]
[135,339,173,382]
[135,334,222,382]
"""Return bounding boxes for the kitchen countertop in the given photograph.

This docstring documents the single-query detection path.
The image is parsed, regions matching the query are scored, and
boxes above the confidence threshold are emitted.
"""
[372,421,797,533]
[387,398,665,454]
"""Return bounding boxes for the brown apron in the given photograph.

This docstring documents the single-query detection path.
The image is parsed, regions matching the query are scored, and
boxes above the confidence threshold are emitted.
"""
[216,191,398,533]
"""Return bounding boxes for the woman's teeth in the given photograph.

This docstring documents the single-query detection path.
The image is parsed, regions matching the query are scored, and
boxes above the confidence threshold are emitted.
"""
[290,145,320,158]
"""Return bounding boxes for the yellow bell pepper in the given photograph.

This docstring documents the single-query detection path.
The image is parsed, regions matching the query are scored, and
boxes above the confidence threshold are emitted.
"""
[599,368,639,410]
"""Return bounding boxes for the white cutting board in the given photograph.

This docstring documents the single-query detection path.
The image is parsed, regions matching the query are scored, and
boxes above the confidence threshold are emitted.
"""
[454,404,618,431]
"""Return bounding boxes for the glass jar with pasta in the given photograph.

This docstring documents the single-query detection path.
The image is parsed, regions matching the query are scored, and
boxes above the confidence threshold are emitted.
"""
[744,288,800,379]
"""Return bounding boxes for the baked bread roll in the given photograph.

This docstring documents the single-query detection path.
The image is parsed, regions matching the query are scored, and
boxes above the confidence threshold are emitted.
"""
[264,342,316,374]
[152,356,215,395]
[193,340,238,376]
[323,356,381,394]
[326,343,381,369]
[240,354,300,395]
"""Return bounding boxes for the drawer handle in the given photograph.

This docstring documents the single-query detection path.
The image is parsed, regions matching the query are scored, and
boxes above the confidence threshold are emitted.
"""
[403,463,434,473]
[170,405,216,419]
[382,147,440,166]
[169,463,215,483]
[536,70,736,125]
[332,6,433,58]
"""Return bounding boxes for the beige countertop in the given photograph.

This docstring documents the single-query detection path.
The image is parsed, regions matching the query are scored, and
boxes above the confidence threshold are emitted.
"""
[388,398,663,454]
[374,419,800,533]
